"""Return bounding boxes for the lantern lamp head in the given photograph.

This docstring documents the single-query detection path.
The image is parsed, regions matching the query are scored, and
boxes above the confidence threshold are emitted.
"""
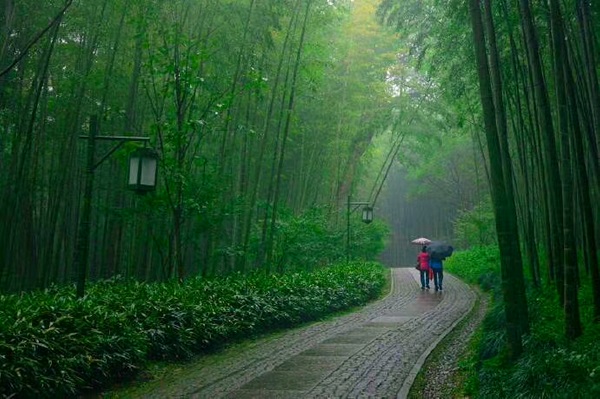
[362,206,373,224]
[128,147,158,193]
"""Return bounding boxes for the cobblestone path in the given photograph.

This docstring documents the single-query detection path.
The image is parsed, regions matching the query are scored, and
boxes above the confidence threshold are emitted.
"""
[130,267,476,399]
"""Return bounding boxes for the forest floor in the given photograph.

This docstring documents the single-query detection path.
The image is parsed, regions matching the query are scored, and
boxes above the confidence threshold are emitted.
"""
[100,268,480,398]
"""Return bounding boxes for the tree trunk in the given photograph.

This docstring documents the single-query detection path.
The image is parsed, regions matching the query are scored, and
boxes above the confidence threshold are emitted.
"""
[469,0,524,359]
[266,0,313,271]
[240,0,301,273]
[548,0,582,339]
[518,0,564,299]
[483,0,529,335]
[566,58,600,322]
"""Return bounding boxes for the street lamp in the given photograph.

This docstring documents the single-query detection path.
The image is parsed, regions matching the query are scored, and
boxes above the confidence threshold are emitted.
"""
[347,195,374,261]
[74,115,158,298]
[128,147,158,193]
[362,206,374,224]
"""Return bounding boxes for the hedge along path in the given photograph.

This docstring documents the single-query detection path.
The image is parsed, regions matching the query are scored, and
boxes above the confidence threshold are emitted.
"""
[116,267,476,399]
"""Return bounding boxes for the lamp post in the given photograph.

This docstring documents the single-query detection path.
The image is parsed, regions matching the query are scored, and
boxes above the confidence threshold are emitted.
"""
[74,115,158,298]
[346,195,374,261]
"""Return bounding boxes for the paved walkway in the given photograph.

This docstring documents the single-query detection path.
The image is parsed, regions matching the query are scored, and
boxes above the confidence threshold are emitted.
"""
[128,267,476,399]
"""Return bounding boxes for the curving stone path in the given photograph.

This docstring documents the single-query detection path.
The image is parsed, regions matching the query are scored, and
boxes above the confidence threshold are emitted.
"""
[127,267,476,399]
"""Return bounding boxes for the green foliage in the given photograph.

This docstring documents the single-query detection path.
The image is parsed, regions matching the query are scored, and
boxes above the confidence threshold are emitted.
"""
[446,246,506,364]
[444,245,501,289]
[475,287,600,398]
[252,206,389,273]
[0,0,387,292]
[453,198,497,249]
[269,206,346,271]
[0,287,146,397]
[0,262,386,397]
[447,246,600,398]
[347,218,390,262]
[459,316,485,396]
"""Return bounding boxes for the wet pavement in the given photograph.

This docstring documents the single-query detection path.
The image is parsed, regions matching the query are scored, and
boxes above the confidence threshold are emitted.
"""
[128,267,476,399]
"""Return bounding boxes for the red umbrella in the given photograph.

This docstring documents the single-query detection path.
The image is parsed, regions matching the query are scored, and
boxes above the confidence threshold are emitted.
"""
[411,237,432,246]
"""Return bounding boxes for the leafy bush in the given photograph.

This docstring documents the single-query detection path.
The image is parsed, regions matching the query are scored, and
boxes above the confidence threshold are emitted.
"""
[448,246,600,398]
[347,218,390,263]
[0,261,386,397]
[272,206,346,270]
[245,206,390,273]
[444,244,500,288]
[453,197,497,249]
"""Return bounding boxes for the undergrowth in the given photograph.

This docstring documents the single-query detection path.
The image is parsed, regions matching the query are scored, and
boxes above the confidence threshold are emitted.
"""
[0,261,386,398]
[445,246,600,398]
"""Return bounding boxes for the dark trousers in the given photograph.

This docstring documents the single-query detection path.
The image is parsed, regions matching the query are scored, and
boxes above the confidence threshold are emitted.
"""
[432,269,443,290]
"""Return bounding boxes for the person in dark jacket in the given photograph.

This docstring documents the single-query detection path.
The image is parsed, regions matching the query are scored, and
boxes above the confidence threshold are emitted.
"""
[430,257,444,291]
[416,246,430,290]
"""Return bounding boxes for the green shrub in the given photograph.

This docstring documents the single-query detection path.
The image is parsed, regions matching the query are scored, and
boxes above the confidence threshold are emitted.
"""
[0,261,386,397]
[445,245,500,288]
[453,198,497,249]
[245,206,390,273]
[449,246,600,398]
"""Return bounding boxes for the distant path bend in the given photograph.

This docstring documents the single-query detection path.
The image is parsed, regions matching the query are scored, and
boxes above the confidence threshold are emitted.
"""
[129,267,477,399]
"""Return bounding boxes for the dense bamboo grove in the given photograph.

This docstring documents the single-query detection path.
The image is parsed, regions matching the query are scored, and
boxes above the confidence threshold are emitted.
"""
[379,0,600,356]
[0,0,398,293]
[3,0,600,368]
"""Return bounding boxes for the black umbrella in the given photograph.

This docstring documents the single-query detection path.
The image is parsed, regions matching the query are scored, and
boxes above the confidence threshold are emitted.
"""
[427,241,454,260]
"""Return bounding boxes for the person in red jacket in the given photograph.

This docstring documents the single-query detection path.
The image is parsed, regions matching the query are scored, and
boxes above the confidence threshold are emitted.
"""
[417,246,430,290]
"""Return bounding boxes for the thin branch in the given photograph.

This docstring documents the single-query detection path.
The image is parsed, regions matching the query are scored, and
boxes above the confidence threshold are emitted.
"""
[0,0,73,78]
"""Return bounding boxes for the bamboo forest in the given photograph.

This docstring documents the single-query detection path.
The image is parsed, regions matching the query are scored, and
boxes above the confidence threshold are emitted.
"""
[1,0,599,397]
